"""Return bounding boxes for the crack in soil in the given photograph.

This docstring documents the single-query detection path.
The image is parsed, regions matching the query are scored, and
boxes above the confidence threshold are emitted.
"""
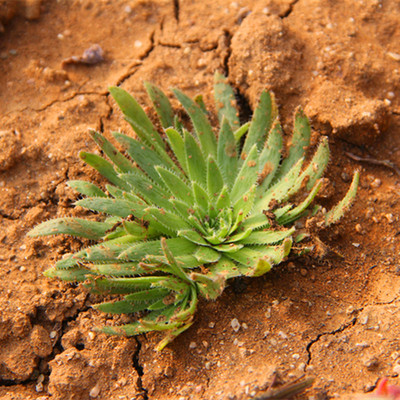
[279,0,300,18]
[305,316,358,369]
[3,90,108,118]
[173,0,179,22]
[221,29,232,77]
[0,210,18,220]
[132,337,149,400]
[115,30,156,88]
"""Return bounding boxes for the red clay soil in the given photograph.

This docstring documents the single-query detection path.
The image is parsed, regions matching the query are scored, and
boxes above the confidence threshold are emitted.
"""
[1,1,400,399]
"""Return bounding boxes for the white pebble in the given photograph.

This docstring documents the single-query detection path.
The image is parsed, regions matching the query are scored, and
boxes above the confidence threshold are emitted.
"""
[134,40,142,48]
[370,178,382,188]
[387,52,400,61]
[189,341,197,349]
[278,331,288,339]
[89,384,101,398]
[231,318,240,332]
[387,91,395,99]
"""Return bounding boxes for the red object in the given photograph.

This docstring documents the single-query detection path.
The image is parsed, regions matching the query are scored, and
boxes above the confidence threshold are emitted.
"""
[373,379,400,399]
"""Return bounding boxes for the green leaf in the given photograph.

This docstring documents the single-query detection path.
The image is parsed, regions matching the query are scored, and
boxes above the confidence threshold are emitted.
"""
[88,262,146,277]
[227,238,292,268]
[194,246,221,263]
[28,217,115,240]
[165,127,188,173]
[325,170,359,226]
[233,184,256,219]
[192,181,210,215]
[276,180,322,225]
[76,197,144,218]
[87,276,166,294]
[178,229,208,246]
[217,118,238,188]
[79,152,131,191]
[44,267,92,281]
[298,136,330,190]
[215,185,231,211]
[242,90,277,156]
[161,237,193,284]
[173,88,217,158]
[257,120,283,192]
[95,297,162,314]
[275,107,310,180]
[112,132,180,184]
[238,227,295,245]
[121,172,175,213]
[144,206,191,235]
[184,130,207,187]
[207,156,224,199]
[156,166,193,205]
[233,122,250,142]
[68,180,107,198]
[90,130,135,173]
[144,81,174,129]
[253,157,304,214]
[230,144,259,204]
[213,72,240,130]
[109,86,166,153]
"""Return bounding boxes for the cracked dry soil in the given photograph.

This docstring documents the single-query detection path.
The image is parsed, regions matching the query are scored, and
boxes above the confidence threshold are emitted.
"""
[1,0,400,399]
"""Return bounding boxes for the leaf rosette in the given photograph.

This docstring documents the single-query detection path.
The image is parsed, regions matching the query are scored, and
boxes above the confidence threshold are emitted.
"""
[29,73,359,350]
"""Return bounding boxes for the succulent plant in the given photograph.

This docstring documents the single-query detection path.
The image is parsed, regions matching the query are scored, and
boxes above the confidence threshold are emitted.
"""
[29,72,359,350]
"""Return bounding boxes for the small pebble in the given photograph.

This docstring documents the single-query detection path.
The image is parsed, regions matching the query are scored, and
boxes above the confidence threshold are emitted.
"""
[189,341,197,349]
[346,305,355,314]
[278,331,288,339]
[387,52,400,61]
[341,172,351,182]
[370,178,382,188]
[89,384,101,398]
[231,318,240,332]
[355,224,362,233]
[35,383,43,392]
[242,322,248,330]
[363,356,379,369]
[300,268,307,276]
[9,49,18,55]
[208,322,215,328]
[19,266,26,272]
[49,331,57,339]
[387,91,395,99]
[134,40,142,48]
[385,213,394,223]
[352,243,360,248]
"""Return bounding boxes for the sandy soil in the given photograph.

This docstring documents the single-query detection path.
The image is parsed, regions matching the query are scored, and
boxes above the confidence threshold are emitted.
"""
[1,0,400,399]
